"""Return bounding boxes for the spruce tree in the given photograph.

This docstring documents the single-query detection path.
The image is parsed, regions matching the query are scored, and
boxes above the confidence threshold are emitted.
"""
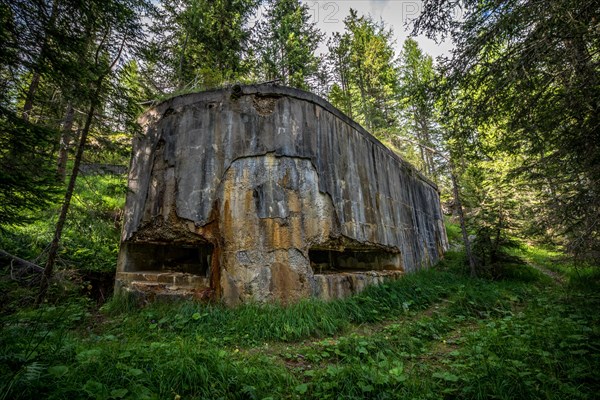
[255,0,323,89]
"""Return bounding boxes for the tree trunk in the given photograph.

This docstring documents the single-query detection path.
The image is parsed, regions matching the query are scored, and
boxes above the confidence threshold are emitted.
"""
[22,0,60,121]
[178,31,189,90]
[0,250,44,273]
[22,73,41,122]
[338,56,352,118]
[35,29,127,305]
[491,210,503,262]
[420,118,436,178]
[36,86,100,305]
[450,168,477,277]
[56,102,75,182]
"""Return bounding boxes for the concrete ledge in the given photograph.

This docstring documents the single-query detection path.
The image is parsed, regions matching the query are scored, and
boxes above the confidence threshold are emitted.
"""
[115,271,212,302]
[313,270,404,301]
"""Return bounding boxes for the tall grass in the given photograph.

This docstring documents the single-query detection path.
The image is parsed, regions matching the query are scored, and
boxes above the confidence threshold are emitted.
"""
[1,234,599,399]
[100,268,467,347]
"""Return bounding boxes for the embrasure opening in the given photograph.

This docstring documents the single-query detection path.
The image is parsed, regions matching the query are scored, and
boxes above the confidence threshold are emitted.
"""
[308,247,402,274]
[121,242,213,276]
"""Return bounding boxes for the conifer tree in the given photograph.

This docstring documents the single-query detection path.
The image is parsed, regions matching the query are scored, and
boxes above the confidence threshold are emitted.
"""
[255,0,323,89]
[397,38,439,178]
[327,10,399,133]
[145,0,260,91]
[35,0,152,303]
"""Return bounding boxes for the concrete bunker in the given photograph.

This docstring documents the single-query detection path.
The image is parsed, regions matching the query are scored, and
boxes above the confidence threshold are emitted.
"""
[115,84,448,305]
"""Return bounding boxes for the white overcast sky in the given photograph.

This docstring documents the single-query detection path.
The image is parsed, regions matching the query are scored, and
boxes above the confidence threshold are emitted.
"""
[252,0,454,60]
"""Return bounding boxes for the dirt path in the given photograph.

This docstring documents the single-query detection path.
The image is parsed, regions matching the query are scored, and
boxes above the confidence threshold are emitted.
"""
[528,262,565,284]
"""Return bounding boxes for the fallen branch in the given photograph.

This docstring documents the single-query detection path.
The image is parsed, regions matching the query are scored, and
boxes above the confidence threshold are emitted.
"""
[0,249,44,284]
[0,250,44,272]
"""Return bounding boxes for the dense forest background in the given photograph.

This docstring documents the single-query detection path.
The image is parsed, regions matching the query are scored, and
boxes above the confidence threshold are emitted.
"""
[1,1,599,399]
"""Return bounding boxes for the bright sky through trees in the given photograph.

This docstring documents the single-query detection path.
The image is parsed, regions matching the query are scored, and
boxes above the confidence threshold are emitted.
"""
[250,1,455,58]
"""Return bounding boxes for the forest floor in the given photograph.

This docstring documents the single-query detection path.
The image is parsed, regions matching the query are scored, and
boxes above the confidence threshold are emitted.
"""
[1,245,599,400]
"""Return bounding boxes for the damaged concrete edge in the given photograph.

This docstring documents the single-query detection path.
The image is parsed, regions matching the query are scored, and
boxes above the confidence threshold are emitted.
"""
[209,151,345,240]
[308,232,402,255]
[130,150,403,256]
[137,84,439,193]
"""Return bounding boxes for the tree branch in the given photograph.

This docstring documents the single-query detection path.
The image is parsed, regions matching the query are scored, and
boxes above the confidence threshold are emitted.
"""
[0,249,44,272]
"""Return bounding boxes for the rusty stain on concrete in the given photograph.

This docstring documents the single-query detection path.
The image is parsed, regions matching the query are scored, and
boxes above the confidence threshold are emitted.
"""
[115,85,448,305]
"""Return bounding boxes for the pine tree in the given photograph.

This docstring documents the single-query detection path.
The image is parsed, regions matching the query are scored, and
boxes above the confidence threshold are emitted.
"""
[327,10,399,134]
[255,0,323,89]
[0,107,60,228]
[146,0,260,91]
[35,0,152,303]
[397,38,439,178]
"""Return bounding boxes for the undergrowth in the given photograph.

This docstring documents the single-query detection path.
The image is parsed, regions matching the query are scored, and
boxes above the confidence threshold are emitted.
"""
[1,246,598,399]
[0,173,126,275]
[0,172,126,311]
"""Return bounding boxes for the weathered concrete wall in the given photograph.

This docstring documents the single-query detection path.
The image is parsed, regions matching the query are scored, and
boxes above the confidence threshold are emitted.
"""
[115,85,448,305]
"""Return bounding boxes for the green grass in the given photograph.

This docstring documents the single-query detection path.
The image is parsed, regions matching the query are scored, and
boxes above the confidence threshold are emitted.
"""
[1,246,598,399]
[513,244,600,291]
[100,267,464,347]
[444,216,463,245]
